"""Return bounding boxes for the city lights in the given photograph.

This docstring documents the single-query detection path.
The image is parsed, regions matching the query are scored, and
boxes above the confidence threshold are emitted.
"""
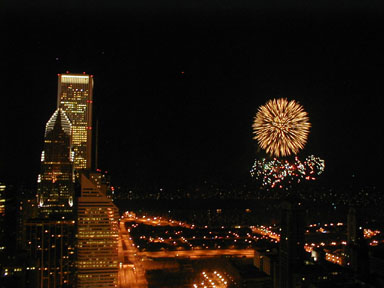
[1,3,382,287]
[2,68,381,288]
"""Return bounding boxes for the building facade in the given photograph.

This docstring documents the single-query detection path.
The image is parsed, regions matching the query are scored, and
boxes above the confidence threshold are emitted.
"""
[37,109,74,217]
[57,73,93,171]
[27,108,77,288]
[25,219,76,288]
[76,173,119,288]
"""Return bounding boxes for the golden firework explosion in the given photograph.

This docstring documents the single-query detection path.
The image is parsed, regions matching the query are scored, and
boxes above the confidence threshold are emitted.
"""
[252,98,310,157]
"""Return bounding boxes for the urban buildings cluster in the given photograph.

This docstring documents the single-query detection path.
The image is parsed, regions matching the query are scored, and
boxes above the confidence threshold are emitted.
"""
[1,73,119,287]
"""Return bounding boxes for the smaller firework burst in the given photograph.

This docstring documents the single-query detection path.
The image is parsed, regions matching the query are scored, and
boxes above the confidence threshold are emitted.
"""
[250,155,325,188]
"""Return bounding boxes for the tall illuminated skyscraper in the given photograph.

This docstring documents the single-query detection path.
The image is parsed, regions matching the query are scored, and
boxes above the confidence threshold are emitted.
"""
[76,172,119,288]
[57,73,93,171]
[37,108,74,217]
[27,108,76,288]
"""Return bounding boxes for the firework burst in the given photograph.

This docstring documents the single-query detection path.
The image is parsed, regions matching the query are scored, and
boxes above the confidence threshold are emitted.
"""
[250,155,325,188]
[253,98,310,157]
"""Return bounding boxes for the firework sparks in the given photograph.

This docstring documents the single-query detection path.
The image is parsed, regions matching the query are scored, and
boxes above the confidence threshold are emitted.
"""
[250,155,325,188]
[253,98,310,157]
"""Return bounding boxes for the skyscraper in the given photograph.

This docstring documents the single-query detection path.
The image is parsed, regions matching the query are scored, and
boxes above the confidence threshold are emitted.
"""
[279,200,305,288]
[57,73,93,171]
[37,109,74,217]
[27,108,76,288]
[76,172,119,288]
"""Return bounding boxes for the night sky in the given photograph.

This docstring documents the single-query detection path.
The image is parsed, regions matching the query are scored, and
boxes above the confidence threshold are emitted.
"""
[2,0,383,188]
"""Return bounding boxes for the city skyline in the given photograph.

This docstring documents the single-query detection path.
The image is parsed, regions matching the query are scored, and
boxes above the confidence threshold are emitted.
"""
[19,71,119,287]
[2,1,382,189]
[2,2,384,288]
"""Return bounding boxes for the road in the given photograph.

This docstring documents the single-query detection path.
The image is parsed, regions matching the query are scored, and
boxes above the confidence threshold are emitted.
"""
[118,221,148,288]
[139,249,254,258]
[252,226,280,241]
[118,214,255,287]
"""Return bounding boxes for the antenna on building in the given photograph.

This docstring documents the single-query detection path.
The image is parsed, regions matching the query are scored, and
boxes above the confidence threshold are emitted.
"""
[95,119,99,170]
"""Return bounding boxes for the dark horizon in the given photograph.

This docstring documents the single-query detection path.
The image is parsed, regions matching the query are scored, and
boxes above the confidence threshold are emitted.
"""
[2,1,382,189]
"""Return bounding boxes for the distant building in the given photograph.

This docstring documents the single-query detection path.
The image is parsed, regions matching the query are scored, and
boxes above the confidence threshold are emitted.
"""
[254,247,278,288]
[57,73,94,171]
[278,200,304,288]
[17,197,38,251]
[0,183,5,252]
[0,184,38,288]
[345,207,370,278]
[0,183,5,216]
[76,172,119,288]
[36,108,74,217]
[347,207,357,244]
[25,218,76,287]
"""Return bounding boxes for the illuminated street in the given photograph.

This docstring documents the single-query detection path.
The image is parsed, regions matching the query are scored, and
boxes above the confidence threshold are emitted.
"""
[116,210,384,287]
[118,221,148,288]
[139,249,254,258]
[118,213,256,287]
